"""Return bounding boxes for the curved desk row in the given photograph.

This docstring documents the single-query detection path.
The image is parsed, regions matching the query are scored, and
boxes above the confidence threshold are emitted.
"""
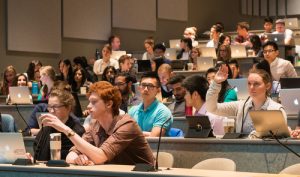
[24,137,300,174]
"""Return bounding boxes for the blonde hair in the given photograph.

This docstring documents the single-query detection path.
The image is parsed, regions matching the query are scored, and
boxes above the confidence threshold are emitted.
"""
[158,63,172,74]
[40,66,56,81]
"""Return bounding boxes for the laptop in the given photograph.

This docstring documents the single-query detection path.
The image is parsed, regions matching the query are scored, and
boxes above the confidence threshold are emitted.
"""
[164,48,177,60]
[279,89,300,115]
[196,57,214,71]
[266,33,285,45]
[0,133,27,163]
[9,87,33,105]
[170,60,189,70]
[284,18,299,29]
[227,78,248,100]
[199,47,217,59]
[111,51,126,60]
[280,77,300,89]
[137,60,152,73]
[230,45,247,58]
[169,39,181,49]
[184,115,214,138]
[249,110,290,138]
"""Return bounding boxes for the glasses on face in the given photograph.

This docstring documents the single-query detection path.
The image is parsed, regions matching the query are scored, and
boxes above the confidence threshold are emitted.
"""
[140,83,158,90]
[47,104,65,112]
[115,82,127,87]
[263,49,276,55]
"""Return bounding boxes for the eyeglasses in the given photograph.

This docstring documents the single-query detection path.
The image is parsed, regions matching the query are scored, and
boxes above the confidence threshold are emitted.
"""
[263,49,276,54]
[140,83,158,90]
[47,104,65,112]
[115,82,127,87]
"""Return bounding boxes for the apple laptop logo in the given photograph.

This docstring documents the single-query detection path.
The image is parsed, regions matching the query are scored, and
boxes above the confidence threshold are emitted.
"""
[176,44,179,48]
[17,93,21,98]
[274,37,278,42]
[294,99,299,106]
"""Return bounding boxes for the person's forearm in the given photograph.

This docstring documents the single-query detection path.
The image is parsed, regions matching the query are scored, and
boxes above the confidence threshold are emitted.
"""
[30,128,40,136]
[66,151,79,164]
[63,128,108,164]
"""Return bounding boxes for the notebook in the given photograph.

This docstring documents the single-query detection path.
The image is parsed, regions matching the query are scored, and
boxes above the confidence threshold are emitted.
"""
[196,57,214,71]
[164,48,177,60]
[199,47,217,59]
[230,45,247,58]
[137,60,152,73]
[9,86,33,105]
[169,39,181,49]
[0,133,27,163]
[284,18,299,29]
[279,88,300,115]
[266,33,285,45]
[227,78,248,100]
[111,51,126,60]
[249,110,290,138]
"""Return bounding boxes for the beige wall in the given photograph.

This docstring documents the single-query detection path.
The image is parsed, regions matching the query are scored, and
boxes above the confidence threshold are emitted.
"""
[0,0,269,75]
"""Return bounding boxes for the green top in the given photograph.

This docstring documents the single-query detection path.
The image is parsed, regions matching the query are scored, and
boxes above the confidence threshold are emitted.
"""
[224,89,238,102]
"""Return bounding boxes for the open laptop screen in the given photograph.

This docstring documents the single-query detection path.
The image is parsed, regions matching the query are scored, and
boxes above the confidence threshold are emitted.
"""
[0,133,26,164]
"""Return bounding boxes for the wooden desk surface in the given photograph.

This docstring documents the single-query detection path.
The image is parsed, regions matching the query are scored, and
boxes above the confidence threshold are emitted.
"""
[0,164,297,177]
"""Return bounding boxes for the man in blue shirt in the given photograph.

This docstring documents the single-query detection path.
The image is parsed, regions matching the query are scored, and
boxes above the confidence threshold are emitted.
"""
[129,72,173,137]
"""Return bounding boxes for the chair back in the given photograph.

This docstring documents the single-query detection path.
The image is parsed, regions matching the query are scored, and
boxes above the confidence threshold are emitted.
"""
[192,158,236,171]
[280,163,300,175]
[153,152,174,168]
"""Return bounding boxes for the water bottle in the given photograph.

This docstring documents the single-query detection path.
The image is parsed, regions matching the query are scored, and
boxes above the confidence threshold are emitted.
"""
[95,49,100,60]
[32,81,39,95]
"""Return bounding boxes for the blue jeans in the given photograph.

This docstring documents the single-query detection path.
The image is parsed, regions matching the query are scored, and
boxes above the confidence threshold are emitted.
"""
[1,114,17,132]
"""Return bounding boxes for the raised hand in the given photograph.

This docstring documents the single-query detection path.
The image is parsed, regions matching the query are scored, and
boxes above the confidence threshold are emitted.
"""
[214,64,229,84]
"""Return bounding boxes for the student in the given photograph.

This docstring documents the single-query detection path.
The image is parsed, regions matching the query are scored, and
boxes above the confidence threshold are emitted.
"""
[262,41,297,81]
[183,27,198,47]
[40,81,154,165]
[233,22,252,47]
[142,37,155,60]
[93,44,119,75]
[273,19,294,45]
[129,72,173,137]
[0,114,17,132]
[189,47,201,70]
[228,59,242,79]
[217,44,231,63]
[0,65,16,95]
[38,66,56,101]
[206,65,287,134]
[260,17,273,43]
[117,55,132,73]
[157,64,174,101]
[108,35,121,51]
[177,38,193,60]
[12,73,28,87]
[34,85,85,161]
[206,25,222,49]
[167,75,186,117]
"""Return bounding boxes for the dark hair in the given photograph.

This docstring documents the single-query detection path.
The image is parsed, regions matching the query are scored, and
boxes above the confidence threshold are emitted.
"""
[72,68,87,92]
[73,56,88,68]
[12,73,28,86]
[181,38,193,50]
[250,35,262,55]
[253,59,272,78]
[153,43,166,52]
[167,75,186,85]
[215,22,224,32]
[115,72,134,83]
[26,60,42,81]
[212,25,222,34]
[264,17,273,24]
[140,72,161,87]
[218,35,231,47]
[217,44,231,62]
[237,22,250,31]
[102,66,117,82]
[61,59,74,85]
[118,55,130,65]
[108,35,120,45]
[262,41,279,51]
[228,59,240,68]
[182,75,209,101]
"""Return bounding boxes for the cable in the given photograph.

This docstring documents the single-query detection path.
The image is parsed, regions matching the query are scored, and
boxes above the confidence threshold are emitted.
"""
[15,104,31,136]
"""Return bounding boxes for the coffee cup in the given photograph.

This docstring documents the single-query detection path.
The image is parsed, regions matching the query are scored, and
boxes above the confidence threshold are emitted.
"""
[50,133,61,160]
[223,118,235,134]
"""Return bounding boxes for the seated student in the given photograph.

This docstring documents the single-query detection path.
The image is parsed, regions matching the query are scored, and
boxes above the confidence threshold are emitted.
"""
[0,65,17,95]
[157,64,173,101]
[273,19,294,46]
[101,66,117,84]
[12,73,28,87]
[260,17,274,43]
[228,59,242,79]
[71,68,90,93]
[206,67,237,103]
[206,65,287,134]
[217,44,231,63]
[93,44,119,75]
[177,38,192,60]
[182,74,225,135]
[38,66,56,101]
[34,84,85,161]
[183,27,198,47]
[190,47,201,70]
[290,111,300,138]
[233,22,252,47]
[206,24,222,49]
[142,37,155,60]
[218,35,231,47]
[167,75,186,117]
[73,56,98,83]
[108,35,121,51]
[114,72,141,112]
[0,114,17,132]
[262,41,297,81]
[153,43,171,64]
[129,72,173,137]
[250,35,263,57]
[41,81,154,166]
[117,55,132,73]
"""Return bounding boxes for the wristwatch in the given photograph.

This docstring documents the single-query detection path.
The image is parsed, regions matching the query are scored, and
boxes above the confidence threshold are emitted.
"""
[66,130,75,138]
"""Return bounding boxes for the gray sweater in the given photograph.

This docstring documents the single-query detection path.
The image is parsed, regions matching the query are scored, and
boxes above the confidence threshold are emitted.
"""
[206,81,287,133]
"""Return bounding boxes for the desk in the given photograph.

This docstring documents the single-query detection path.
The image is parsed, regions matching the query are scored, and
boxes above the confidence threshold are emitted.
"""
[23,137,300,173]
[0,164,296,177]
[0,105,35,130]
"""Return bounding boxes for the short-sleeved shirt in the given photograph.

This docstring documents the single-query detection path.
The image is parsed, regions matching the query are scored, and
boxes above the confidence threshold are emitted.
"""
[129,99,173,135]
[71,114,154,165]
